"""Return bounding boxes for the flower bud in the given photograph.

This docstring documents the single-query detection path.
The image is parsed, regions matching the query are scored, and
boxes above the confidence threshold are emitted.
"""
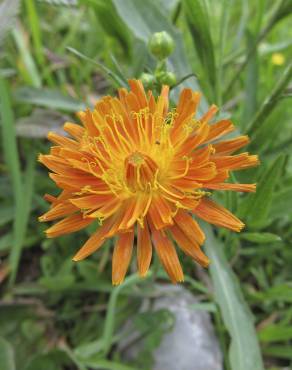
[140,73,156,90]
[148,31,175,60]
[156,71,177,87]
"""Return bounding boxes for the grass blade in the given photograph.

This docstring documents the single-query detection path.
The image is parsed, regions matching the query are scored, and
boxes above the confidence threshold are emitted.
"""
[0,77,35,285]
[184,0,217,99]
[67,47,128,88]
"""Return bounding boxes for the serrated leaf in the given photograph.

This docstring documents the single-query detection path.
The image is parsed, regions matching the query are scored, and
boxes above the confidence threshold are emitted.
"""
[240,232,281,244]
[0,337,15,370]
[203,224,264,370]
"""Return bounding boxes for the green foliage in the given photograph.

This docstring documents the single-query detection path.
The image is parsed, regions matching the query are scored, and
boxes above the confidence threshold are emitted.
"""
[0,0,292,369]
[203,224,264,370]
[0,337,16,370]
[183,0,217,100]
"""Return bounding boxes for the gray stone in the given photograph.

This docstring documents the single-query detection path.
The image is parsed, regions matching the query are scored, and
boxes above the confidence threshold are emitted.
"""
[120,284,223,370]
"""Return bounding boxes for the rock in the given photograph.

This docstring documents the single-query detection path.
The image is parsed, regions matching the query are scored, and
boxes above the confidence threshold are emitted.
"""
[120,284,222,370]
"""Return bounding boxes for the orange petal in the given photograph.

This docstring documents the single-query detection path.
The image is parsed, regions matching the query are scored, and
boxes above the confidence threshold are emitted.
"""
[160,85,169,114]
[137,220,152,277]
[49,173,101,189]
[174,210,205,245]
[72,216,116,261]
[87,197,121,219]
[77,109,100,137]
[194,198,244,232]
[199,104,218,123]
[69,194,113,209]
[186,162,217,182]
[44,194,57,204]
[39,202,77,222]
[63,122,85,140]
[47,131,78,149]
[46,213,93,238]
[112,230,134,285]
[169,224,209,267]
[204,183,256,192]
[148,195,173,230]
[171,93,201,143]
[212,136,250,155]
[128,79,148,109]
[118,195,150,231]
[39,154,87,177]
[175,122,210,156]
[206,119,235,142]
[151,227,184,283]
[212,153,259,171]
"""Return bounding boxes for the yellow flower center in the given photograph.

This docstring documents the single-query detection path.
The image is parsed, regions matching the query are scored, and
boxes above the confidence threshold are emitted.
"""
[125,151,158,192]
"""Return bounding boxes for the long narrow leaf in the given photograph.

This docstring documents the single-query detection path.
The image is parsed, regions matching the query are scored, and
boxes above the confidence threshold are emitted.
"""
[203,224,264,370]
[246,62,292,137]
[0,77,34,285]
[184,0,217,97]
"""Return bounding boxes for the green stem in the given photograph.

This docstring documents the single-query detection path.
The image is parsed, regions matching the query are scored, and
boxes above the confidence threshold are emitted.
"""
[102,272,152,356]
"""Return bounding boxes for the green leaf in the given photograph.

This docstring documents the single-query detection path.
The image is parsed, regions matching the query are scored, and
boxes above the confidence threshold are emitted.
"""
[241,31,258,125]
[12,23,41,88]
[14,87,87,112]
[240,155,285,229]
[240,232,281,244]
[184,0,217,96]
[67,46,128,88]
[253,283,292,303]
[259,324,292,343]
[270,187,292,219]
[203,224,264,370]
[263,345,292,359]
[246,62,292,137]
[78,358,138,370]
[0,337,15,370]
[0,77,29,285]
[91,0,132,59]
[0,206,14,227]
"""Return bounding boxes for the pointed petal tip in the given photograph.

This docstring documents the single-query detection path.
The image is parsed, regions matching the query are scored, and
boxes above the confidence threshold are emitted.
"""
[38,215,46,222]
[112,278,124,286]
[138,271,148,278]
[72,251,85,261]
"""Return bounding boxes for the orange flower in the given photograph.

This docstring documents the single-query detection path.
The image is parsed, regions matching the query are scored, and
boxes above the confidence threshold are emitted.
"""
[39,80,259,285]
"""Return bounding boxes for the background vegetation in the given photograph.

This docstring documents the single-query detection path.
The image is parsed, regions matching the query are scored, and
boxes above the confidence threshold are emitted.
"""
[0,0,291,369]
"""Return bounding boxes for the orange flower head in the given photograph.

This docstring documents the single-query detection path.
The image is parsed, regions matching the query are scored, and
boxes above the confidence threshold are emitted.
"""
[39,80,259,285]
